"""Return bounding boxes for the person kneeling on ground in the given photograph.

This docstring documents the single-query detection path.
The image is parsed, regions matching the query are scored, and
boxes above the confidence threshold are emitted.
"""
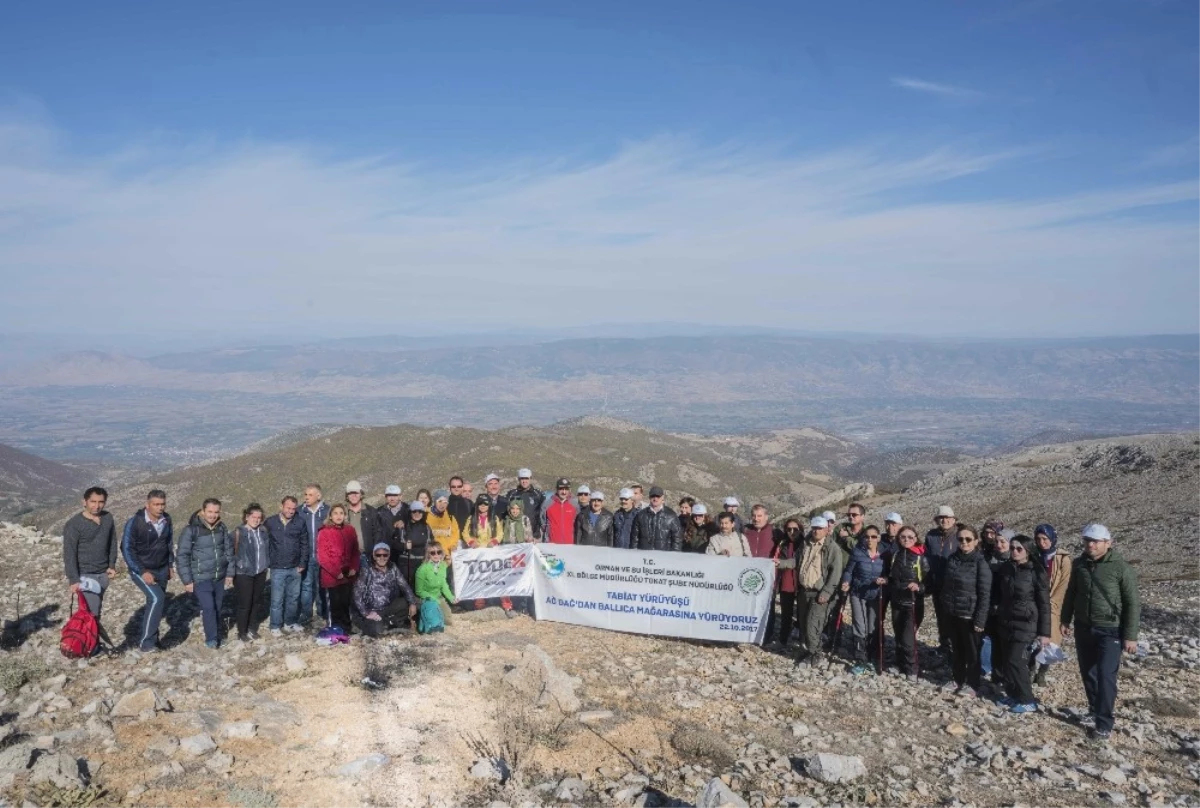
[415,543,456,633]
[353,543,417,637]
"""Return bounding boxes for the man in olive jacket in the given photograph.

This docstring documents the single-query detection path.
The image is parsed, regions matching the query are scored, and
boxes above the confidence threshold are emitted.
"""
[1061,523,1140,740]
[777,516,844,665]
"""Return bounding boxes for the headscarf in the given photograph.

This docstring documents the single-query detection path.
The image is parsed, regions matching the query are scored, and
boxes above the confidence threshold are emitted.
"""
[432,488,449,515]
[1034,523,1058,569]
[504,500,526,542]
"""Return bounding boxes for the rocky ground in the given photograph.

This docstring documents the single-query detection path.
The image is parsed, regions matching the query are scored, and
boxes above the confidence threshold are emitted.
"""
[0,521,1197,808]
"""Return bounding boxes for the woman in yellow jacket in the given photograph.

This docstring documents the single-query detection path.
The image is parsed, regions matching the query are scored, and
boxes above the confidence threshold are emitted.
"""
[426,489,462,559]
[1034,523,1072,686]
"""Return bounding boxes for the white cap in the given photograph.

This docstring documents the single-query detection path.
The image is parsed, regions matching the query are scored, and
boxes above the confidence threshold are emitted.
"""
[384,484,402,496]
[723,496,740,507]
[810,516,829,529]
[619,488,634,500]
[409,501,426,512]
[517,468,532,479]
[885,512,903,525]
[484,473,499,483]
[692,503,707,515]
[1082,523,1112,541]
[936,505,955,518]
[591,491,605,501]
[345,480,364,494]
[577,485,591,494]
[821,510,837,522]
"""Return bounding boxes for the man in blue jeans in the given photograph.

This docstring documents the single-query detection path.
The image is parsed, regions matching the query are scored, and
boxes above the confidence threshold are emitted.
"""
[297,484,329,628]
[265,495,309,636]
[121,489,173,652]
[1061,523,1140,741]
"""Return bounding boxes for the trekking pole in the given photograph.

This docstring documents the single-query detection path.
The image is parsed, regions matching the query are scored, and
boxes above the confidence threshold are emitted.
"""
[877,587,884,675]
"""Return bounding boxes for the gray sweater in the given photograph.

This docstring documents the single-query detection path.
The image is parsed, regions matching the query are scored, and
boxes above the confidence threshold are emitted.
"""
[63,512,118,583]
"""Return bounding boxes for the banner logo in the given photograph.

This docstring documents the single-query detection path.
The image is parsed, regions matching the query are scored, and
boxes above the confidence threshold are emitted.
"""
[540,554,566,578]
[738,568,766,595]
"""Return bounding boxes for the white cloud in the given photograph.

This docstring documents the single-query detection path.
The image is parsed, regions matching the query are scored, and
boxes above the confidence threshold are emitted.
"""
[1133,136,1199,170]
[890,76,982,99]
[0,118,1195,337]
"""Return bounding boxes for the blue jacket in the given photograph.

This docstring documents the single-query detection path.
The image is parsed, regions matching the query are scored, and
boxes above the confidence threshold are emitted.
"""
[612,508,637,550]
[121,508,174,575]
[298,502,330,566]
[841,543,890,600]
[265,513,310,570]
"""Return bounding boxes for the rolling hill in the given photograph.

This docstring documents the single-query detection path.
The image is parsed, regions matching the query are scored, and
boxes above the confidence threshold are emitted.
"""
[0,442,90,520]
[40,418,866,532]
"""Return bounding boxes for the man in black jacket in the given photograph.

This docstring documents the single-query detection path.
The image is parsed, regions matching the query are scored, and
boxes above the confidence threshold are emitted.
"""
[265,495,308,636]
[121,489,173,653]
[632,487,682,552]
[506,469,544,539]
[575,491,615,546]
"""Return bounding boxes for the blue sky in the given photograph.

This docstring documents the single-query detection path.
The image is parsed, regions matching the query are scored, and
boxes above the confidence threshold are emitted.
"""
[0,0,1196,338]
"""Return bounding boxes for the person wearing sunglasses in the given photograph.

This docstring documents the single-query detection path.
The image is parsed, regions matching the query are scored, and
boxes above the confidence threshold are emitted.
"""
[939,526,993,696]
[887,527,929,681]
[1061,523,1140,741]
[840,526,889,676]
[770,519,805,649]
[992,535,1050,714]
[415,542,456,633]
[353,543,417,637]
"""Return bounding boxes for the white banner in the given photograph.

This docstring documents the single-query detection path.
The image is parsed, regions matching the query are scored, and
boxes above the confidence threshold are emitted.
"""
[531,545,775,643]
[452,543,537,600]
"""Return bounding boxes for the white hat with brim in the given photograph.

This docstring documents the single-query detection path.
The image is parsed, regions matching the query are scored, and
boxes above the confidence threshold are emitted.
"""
[518,468,532,479]
[885,512,903,524]
[1082,523,1112,541]
[692,503,707,515]
[723,497,739,507]
[384,485,402,496]
[810,516,829,529]
[591,491,605,501]
[936,506,955,518]
[346,480,364,494]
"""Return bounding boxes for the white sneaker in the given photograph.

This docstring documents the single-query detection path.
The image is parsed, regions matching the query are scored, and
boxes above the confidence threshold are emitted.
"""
[284,624,302,634]
[270,628,283,638]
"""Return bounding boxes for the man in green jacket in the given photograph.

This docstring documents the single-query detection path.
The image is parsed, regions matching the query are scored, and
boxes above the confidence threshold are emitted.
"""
[1061,523,1140,741]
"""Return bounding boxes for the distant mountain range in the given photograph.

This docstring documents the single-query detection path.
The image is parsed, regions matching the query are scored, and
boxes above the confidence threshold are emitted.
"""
[0,332,1195,464]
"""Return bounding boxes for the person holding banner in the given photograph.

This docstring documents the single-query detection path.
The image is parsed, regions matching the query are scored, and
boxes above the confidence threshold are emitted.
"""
[575,491,614,546]
[498,499,534,617]
[777,516,844,666]
[706,513,751,556]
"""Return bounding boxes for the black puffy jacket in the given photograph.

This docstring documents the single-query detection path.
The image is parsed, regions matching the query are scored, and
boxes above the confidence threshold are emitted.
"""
[888,547,930,608]
[632,507,683,552]
[939,549,992,627]
[993,560,1051,641]
[574,509,615,547]
[176,515,233,585]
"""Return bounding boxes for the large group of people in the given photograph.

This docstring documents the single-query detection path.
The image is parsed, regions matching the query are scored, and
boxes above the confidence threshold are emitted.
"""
[61,471,1140,740]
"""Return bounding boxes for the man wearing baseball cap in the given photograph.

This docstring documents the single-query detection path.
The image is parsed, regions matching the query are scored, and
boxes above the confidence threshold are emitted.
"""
[632,486,682,552]
[343,481,379,557]
[480,473,509,516]
[544,478,578,544]
[1061,523,1140,741]
[375,484,409,551]
[613,488,638,549]
[576,484,592,515]
[925,505,960,653]
[506,469,544,540]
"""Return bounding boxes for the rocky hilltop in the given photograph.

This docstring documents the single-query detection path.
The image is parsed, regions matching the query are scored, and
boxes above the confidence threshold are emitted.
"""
[880,432,1200,583]
[0,517,1196,808]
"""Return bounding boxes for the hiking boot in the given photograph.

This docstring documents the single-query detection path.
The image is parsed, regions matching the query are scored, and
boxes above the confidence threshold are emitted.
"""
[957,685,977,699]
[237,633,250,643]
[1077,711,1097,729]
[1088,728,1111,742]
[247,631,260,641]
[1010,703,1038,715]
[270,628,283,638]
[996,696,1015,708]
[941,681,959,693]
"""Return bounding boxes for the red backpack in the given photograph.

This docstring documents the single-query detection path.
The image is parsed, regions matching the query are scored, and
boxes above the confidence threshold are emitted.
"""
[60,591,99,659]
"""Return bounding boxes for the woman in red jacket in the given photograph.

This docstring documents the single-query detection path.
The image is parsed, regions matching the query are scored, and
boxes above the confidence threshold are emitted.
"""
[317,504,360,631]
